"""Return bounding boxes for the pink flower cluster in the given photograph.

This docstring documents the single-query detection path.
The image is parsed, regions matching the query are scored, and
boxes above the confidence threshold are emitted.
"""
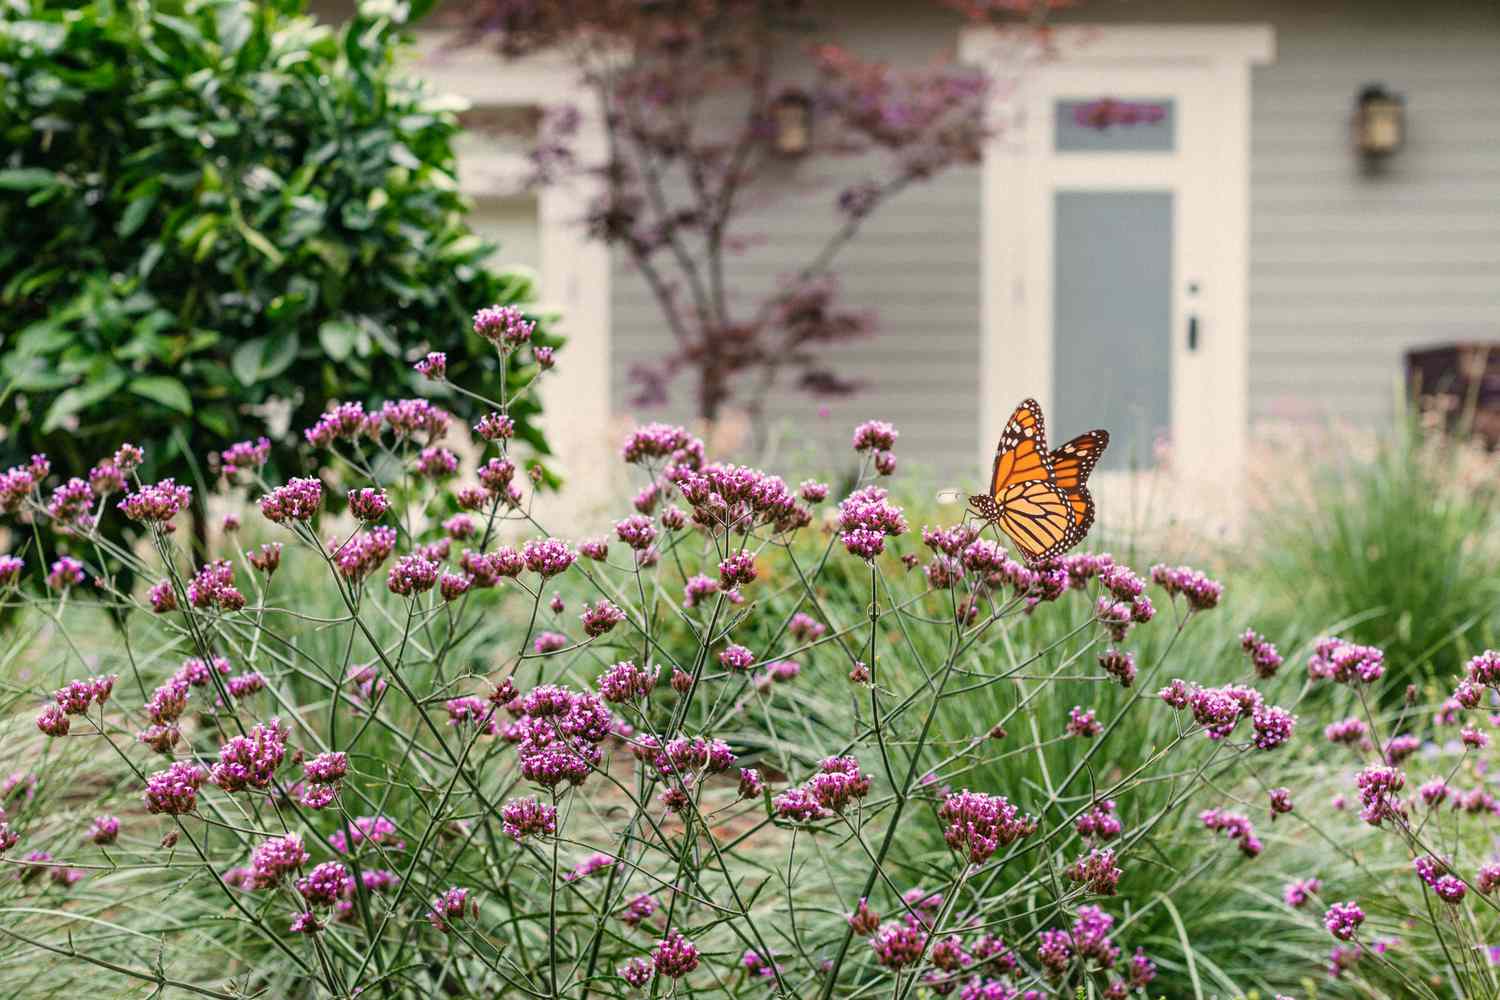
[792,614,828,644]
[598,660,655,704]
[852,419,898,452]
[416,446,458,479]
[521,538,576,577]
[1200,807,1263,857]
[188,560,245,611]
[297,861,354,906]
[380,398,450,440]
[219,437,271,477]
[507,686,618,789]
[938,790,1037,864]
[564,852,616,882]
[1065,846,1123,895]
[52,674,115,715]
[838,485,908,559]
[1307,637,1385,685]
[653,928,700,978]
[1413,855,1466,904]
[1076,799,1122,841]
[1158,679,1295,750]
[329,815,405,855]
[37,673,116,737]
[304,401,378,449]
[333,527,397,580]
[47,477,94,527]
[773,756,872,821]
[501,796,557,842]
[89,814,120,845]
[117,479,192,523]
[143,761,207,815]
[1066,706,1102,738]
[414,351,447,379]
[209,719,289,792]
[259,477,323,523]
[300,751,348,808]
[580,599,625,637]
[1284,877,1322,908]
[248,542,282,575]
[872,920,927,969]
[46,556,85,589]
[1324,716,1368,746]
[1240,628,1284,678]
[620,422,704,467]
[387,554,440,595]
[1,454,50,512]
[428,886,475,931]
[473,303,535,348]
[1354,764,1406,826]
[475,411,514,441]
[669,461,808,535]
[1149,563,1223,610]
[0,554,23,587]
[347,488,390,521]
[1324,900,1365,941]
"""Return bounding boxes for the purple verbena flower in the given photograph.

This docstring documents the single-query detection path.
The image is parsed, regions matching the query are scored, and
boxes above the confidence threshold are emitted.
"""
[118,479,192,523]
[1324,901,1365,941]
[259,478,323,523]
[501,796,558,842]
[143,761,206,815]
[852,420,898,452]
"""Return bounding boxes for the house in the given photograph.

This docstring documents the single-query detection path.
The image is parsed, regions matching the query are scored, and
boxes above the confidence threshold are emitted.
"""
[319,0,1500,521]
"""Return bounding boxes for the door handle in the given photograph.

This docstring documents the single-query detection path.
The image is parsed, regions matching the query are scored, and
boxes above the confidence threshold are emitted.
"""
[1187,314,1200,352]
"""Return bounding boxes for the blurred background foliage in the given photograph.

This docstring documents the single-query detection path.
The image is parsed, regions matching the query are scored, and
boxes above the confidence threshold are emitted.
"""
[0,0,554,507]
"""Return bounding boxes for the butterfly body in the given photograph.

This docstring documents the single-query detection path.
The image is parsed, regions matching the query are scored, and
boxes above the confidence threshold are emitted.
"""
[968,399,1109,563]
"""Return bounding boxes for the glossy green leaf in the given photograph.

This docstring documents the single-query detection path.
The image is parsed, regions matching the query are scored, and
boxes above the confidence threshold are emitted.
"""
[128,375,193,414]
[0,168,60,191]
[317,319,358,362]
[41,369,126,432]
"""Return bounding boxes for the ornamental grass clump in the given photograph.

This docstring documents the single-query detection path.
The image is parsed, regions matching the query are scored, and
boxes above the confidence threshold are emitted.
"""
[0,305,1438,999]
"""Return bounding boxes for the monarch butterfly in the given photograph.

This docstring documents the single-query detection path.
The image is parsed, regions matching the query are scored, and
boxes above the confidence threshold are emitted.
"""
[968,398,1109,564]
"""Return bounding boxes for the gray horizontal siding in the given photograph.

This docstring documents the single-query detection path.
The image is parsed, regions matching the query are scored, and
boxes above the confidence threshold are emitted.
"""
[1242,5,1500,426]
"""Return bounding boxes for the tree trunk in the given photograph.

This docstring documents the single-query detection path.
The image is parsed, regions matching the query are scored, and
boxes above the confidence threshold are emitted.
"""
[697,362,724,424]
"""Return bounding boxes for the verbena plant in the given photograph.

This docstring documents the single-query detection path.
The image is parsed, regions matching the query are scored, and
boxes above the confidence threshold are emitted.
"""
[0,316,1495,999]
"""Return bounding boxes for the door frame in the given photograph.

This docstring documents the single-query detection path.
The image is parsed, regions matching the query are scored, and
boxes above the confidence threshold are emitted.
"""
[961,25,1273,505]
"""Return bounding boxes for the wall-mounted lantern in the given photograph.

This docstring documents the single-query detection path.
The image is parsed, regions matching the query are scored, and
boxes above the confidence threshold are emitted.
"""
[770,89,813,157]
[1354,84,1404,158]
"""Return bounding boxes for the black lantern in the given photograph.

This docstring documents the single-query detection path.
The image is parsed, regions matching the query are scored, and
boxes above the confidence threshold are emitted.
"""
[770,89,813,157]
[1354,84,1404,157]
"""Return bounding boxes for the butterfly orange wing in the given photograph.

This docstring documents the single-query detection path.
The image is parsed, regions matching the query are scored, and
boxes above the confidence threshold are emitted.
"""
[1048,430,1109,539]
[996,478,1077,563]
[988,399,1051,494]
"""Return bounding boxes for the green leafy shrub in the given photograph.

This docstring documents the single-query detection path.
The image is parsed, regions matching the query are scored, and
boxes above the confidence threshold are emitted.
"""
[0,0,552,491]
